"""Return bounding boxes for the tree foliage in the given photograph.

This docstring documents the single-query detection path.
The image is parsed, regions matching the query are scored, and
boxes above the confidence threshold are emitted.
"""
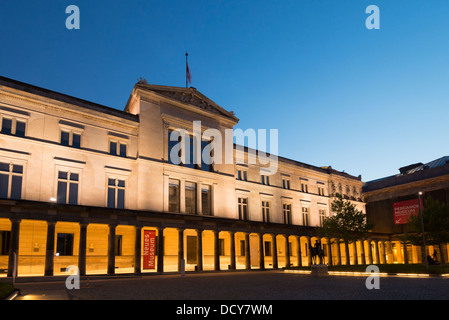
[318,194,373,244]
[401,196,449,247]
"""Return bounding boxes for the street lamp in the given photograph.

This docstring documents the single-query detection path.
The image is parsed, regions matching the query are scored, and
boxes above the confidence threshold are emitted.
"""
[418,192,428,268]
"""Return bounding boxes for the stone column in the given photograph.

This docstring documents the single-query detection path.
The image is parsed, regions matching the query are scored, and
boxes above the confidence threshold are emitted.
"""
[214,230,220,271]
[306,236,312,266]
[336,241,342,265]
[157,227,165,273]
[327,238,333,266]
[108,224,117,275]
[197,229,203,271]
[297,236,303,267]
[375,240,381,265]
[285,235,291,268]
[259,233,265,270]
[367,240,374,265]
[230,231,236,270]
[134,226,142,274]
[78,223,88,276]
[403,241,409,264]
[245,233,251,270]
[7,218,21,278]
[360,240,366,265]
[344,241,350,265]
[178,228,185,272]
[44,221,56,276]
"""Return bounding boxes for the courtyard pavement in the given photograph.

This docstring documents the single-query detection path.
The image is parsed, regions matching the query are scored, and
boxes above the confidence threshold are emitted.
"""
[11,270,449,301]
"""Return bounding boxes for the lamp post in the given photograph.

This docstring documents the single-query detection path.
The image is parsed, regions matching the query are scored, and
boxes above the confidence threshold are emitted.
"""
[418,192,428,268]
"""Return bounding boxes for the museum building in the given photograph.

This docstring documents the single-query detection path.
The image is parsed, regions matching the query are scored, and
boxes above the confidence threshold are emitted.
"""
[363,156,449,264]
[0,75,376,278]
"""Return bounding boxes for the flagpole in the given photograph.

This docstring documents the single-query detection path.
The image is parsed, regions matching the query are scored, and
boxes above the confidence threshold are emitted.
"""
[185,52,188,88]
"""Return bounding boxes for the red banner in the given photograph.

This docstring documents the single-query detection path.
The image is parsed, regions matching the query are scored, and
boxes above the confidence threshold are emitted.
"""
[143,230,156,270]
[393,199,423,225]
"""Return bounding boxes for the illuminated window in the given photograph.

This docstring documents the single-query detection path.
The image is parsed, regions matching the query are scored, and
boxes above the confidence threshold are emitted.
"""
[237,170,247,181]
[201,185,212,216]
[301,180,308,193]
[0,231,11,256]
[110,141,127,158]
[0,162,23,200]
[60,130,81,148]
[56,233,74,256]
[318,184,325,196]
[319,209,326,227]
[238,197,248,221]
[185,182,197,214]
[115,235,123,256]
[282,178,290,190]
[283,204,292,225]
[261,175,270,186]
[169,179,180,213]
[107,178,125,209]
[262,201,270,223]
[57,171,79,205]
[0,117,26,137]
[302,207,310,226]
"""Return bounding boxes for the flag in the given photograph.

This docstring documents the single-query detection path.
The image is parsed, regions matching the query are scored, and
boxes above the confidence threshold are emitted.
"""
[186,61,192,85]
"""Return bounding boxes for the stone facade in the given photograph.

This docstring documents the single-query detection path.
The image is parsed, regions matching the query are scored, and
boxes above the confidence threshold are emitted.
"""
[0,75,371,278]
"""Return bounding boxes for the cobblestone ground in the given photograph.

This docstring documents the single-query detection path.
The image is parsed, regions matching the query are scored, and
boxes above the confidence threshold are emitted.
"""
[13,271,449,301]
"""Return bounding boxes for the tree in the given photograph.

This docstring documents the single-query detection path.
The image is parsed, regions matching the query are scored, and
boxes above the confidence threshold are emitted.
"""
[401,196,449,264]
[318,195,373,265]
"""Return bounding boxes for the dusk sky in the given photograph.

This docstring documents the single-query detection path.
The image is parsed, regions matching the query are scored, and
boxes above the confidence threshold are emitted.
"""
[1,0,449,182]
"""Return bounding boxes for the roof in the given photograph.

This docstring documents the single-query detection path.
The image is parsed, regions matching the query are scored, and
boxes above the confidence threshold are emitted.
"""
[0,75,139,122]
[128,82,239,123]
[364,156,449,192]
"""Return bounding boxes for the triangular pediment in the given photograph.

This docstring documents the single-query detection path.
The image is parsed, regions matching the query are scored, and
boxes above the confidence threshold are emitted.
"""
[135,83,239,123]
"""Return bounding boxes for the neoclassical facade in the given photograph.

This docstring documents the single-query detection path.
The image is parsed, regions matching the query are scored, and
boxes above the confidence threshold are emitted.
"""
[0,75,375,278]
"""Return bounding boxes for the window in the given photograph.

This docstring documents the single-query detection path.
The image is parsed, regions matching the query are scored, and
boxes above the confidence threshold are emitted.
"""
[240,240,246,256]
[301,180,308,193]
[282,178,290,190]
[56,233,74,256]
[261,175,270,186]
[60,130,81,148]
[237,170,247,181]
[109,141,127,158]
[264,241,272,257]
[319,209,326,227]
[1,117,26,137]
[318,184,325,196]
[201,139,213,172]
[0,231,11,256]
[168,179,180,213]
[219,239,225,256]
[107,178,125,209]
[0,162,23,200]
[283,204,292,225]
[115,235,123,256]
[1,118,12,135]
[238,197,248,221]
[57,171,79,205]
[302,207,310,226]
[185,182,197,214]
[262,200,270,223]
[201,185,212,216]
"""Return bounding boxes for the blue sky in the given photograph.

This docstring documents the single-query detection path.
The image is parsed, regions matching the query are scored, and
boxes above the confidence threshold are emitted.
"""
[1,0,449,182]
